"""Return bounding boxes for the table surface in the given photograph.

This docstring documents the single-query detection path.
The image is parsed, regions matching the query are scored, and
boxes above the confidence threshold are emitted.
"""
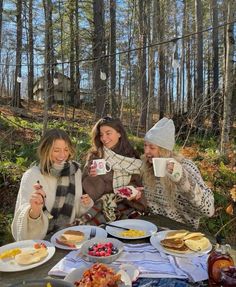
[1,215,235,287]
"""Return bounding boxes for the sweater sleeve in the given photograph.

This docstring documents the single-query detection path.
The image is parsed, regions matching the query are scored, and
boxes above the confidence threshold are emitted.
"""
[176,159,215,218]
[11,167,49,241]
[74,168,94,217]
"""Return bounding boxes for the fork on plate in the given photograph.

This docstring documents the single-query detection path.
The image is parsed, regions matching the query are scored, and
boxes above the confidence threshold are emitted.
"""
[89,227,96,239]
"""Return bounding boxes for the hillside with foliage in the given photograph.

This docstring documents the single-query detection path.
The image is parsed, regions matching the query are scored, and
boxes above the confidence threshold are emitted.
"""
[0,101,235,247]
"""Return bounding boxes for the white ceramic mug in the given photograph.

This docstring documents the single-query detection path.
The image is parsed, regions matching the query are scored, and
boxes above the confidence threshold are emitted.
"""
[152,158,173,177]
[93,159,111,175]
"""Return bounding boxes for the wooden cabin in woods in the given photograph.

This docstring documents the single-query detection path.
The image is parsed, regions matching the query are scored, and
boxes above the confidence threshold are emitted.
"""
[33,72,93,105]
[33,72,71,103]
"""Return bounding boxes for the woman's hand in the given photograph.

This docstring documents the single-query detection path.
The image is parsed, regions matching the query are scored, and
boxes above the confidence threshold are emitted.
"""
[166,160,183,182]
[81,194,93,207]
[128,186,143,201]
[166,161,175,174]
[88,163,98,177]
[29,182,46,219]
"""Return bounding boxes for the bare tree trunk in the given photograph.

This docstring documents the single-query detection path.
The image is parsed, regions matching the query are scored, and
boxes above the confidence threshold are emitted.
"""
[211,0,220,131]
[12,0,22,108]
[184,1,192,112]
[156,0,165,119]
[58,0,67,119]
[48,0,54,107]
[110,0,118,117]
[195,0,204,126]
[93,0,107,118]
[28,0,34,101]
[75,0,81,108]
[146,0,157,130]
[42,0,53,130]
[43,0,54,109]
[69,0,76,108]
[138,0,148,127]
[220,0,235,154]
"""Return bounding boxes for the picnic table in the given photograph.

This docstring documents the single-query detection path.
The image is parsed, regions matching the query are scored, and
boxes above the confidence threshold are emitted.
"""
[0,214,235,287]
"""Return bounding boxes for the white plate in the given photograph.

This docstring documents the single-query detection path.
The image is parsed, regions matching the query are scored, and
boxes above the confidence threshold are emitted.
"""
[51,225,107,250]
[0,240,55,272]
[64,264,135,287]
[150,230,212,258]
[105,219,157,239]
[114,186,138,199]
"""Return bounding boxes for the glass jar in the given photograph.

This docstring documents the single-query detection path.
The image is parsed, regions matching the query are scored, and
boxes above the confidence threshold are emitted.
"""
[208,235,234,286]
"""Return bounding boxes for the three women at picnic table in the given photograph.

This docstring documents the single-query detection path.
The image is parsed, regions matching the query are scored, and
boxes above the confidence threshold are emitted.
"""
[12,117,215,241]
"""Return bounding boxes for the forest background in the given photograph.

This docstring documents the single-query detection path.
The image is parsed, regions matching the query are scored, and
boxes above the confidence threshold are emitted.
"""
[0,0,235,246]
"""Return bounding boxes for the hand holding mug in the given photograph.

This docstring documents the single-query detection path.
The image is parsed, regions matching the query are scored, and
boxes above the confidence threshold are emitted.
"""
[166,161,175,174]
[89,163,98,177]
[152,158,173,177]
[92,159,111,175]
[152,158,182,181]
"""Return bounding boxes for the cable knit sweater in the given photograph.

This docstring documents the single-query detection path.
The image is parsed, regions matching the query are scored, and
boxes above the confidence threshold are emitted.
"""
[142,158,215,229]
[12,165,93,241]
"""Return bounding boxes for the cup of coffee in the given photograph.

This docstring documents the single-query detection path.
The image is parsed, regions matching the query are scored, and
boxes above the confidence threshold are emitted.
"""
[92,159,111,175]
[152,158,173,177]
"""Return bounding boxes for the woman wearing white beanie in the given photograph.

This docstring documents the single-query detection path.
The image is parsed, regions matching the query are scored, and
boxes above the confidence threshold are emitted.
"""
[141,117,215,229]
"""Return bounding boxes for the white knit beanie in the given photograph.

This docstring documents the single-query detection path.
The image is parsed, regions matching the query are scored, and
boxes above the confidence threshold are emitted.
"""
[144,117,175,151]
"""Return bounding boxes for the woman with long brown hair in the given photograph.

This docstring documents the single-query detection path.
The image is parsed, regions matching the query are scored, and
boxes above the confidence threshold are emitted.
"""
[82,117,147,224]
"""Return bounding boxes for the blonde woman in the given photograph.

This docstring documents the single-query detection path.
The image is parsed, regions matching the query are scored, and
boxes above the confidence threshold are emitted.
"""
[141,117,215,229]
[12,129,93,241]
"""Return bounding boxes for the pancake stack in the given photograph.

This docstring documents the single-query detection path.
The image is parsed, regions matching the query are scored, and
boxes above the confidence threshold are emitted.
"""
[160,229,211,254]
[56,230,85,248]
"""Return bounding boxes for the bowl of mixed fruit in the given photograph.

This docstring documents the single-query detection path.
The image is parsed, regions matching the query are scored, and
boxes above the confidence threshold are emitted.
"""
[80,238,123,264]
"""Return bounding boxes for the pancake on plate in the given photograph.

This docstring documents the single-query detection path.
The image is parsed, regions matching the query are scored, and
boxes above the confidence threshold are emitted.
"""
[184,237,211,252]
[160,230,211,254]
[15,247,48,265]
[164,230,189,240]
[56,230,85,248]
[160,237,191,253]
[182,232,205,240]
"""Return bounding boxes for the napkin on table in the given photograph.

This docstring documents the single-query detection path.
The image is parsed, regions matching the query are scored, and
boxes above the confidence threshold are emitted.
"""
[48,243,208,282]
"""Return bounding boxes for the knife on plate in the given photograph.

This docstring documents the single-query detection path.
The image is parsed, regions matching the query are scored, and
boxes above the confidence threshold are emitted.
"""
[104,223,130,230]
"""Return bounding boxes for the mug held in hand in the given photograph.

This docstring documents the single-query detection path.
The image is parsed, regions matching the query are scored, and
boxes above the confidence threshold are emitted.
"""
[152,158,182,181]
[93,159,111,175]
[152,158,172,177]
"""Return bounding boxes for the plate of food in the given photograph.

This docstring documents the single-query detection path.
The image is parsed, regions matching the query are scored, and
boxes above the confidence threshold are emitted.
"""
[64,262,138,287]
[150,229,212,257]
[0,240,55,272]
[50,225,107,250]
[114,186,139,199]
[105,219,157,240]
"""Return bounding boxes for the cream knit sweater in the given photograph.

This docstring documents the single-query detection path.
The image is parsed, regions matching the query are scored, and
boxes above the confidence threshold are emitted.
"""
[11,165,93,241]
[143,159,215,229]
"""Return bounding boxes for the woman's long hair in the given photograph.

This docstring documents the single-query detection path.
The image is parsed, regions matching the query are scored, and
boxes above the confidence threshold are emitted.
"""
[87,117,139,160]
[37,128,75,174]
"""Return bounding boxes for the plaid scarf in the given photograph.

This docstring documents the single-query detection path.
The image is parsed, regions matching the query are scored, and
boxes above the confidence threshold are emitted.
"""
[103,147,142,189]
[47,160,79,233]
